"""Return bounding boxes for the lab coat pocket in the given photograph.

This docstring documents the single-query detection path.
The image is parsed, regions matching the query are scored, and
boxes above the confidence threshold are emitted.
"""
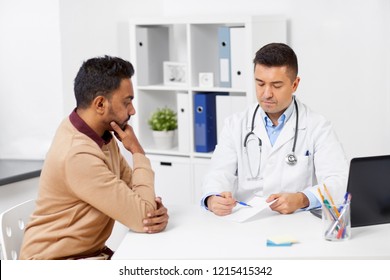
[281,155,312,192]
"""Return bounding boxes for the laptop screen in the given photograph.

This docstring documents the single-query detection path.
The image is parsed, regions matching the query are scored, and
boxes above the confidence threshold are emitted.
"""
[347,155,390,227]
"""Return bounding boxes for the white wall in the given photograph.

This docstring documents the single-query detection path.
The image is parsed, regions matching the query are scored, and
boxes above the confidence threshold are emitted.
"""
[1,0,389,160]
[0,0,63,159]
[59,0,163,115]
[161,0,390,160]
[0,0,162,159]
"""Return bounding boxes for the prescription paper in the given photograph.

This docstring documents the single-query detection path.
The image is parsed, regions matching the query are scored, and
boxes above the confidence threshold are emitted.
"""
[218,197,276,223]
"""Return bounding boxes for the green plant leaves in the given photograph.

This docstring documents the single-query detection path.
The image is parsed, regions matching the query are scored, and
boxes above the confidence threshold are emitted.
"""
[148,107,178,131]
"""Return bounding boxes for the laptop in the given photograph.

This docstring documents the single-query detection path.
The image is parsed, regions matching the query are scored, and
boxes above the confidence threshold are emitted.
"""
[310,155,390,227]
[347,155,390,227]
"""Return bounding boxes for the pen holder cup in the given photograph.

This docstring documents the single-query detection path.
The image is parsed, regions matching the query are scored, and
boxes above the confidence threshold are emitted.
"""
[322,202,351,241]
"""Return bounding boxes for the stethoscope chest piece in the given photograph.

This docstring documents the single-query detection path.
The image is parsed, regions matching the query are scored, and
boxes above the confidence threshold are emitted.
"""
[285,153,298,165]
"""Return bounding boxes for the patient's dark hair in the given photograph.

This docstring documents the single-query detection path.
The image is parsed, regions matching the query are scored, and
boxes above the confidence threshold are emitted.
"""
[74,55,134,108]
[253,43,298,82]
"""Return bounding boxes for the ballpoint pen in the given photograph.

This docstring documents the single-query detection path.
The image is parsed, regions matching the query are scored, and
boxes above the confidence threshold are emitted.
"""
[215,194,252,207]
[338,192,350,212]
[236,201,252,207]
[326,203,348,238]
[335,195,352,239]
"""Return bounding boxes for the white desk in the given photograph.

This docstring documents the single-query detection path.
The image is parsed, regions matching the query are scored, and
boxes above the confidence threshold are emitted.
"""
[112,205,390,260]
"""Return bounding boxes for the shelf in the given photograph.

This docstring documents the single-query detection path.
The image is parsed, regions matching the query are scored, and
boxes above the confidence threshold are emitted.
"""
[137,85,247,94]
[129,15,286,26]
[191,86,246,93]
[129,15,287,205]
[144,149,213,159]
[137,85,189,91]
[192,152,213,159]
[130,16,286,156]
[145,147,190,157]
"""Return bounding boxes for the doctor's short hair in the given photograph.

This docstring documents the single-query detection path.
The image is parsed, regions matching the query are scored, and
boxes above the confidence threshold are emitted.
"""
[253,43,298,82]
[74,55,135,109]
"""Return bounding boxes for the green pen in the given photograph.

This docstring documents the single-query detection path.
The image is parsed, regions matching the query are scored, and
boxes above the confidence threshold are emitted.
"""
[323,199,338,221]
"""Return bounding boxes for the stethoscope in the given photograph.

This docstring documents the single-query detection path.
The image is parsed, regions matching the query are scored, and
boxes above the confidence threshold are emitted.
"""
[243,98,299,180]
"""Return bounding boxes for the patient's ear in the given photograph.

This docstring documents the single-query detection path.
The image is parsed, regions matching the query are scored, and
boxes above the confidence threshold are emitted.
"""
[93,96,107,115]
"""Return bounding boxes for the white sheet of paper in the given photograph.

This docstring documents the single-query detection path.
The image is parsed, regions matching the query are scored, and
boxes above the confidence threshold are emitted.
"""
[218,197,276,223]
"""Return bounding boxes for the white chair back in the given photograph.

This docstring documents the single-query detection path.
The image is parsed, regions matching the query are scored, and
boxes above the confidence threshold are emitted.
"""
[0,199,35,260]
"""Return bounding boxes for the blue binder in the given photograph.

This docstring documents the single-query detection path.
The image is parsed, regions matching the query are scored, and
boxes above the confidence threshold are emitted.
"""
[218,26,231,87]
[194,93,217,153]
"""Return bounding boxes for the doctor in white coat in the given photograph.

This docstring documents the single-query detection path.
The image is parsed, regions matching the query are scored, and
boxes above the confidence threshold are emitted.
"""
[201,43,348,216]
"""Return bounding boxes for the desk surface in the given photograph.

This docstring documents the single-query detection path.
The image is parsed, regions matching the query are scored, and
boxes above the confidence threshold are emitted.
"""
[113,205,390,260]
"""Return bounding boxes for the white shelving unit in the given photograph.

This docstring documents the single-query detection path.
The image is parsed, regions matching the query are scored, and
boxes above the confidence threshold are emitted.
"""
[128,16,287,205]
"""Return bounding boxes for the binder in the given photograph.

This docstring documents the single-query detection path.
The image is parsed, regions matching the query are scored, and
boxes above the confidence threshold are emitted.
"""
[218,26,231,87]
[136,26,169,86]
[176,92,190,153]
[230,27,246,89]
[216,95,247,142]
[194,93,217,153]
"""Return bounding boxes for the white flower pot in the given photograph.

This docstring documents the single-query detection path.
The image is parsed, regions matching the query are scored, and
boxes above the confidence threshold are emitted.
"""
[152,130,175,149]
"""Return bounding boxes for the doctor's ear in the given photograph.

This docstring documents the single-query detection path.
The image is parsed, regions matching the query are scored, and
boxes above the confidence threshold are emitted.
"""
[292,76,300,92]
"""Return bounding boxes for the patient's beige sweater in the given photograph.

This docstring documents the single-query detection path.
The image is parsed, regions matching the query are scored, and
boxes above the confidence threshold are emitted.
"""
[20,111,156,259]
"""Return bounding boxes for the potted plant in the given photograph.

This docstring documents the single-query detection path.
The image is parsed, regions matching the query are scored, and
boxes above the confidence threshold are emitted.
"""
[148,107,178,149]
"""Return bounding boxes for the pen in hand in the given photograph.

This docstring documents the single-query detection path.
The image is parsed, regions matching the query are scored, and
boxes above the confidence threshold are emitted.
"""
[236,201,252,207]
[215,194,252,207]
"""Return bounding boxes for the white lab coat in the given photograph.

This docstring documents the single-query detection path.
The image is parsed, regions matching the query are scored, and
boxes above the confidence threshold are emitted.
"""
[202,98,348,206]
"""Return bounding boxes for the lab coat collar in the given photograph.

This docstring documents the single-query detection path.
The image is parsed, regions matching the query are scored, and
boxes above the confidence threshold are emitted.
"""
[260,97,295,127]
[271,98,307,152]
[247,98,307,151]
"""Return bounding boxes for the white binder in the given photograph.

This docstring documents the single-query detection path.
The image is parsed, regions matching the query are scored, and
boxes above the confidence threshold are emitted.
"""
[230,27,246,89]
[216,95,247,143]
[136,27,169,86]
[176,92,190,153]
[218,26,231,87]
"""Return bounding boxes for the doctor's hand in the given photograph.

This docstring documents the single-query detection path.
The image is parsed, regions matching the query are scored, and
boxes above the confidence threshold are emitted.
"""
[266,192,309,214]
[110,121,145,155]
[206,192,236,216]
[143,197,169,234]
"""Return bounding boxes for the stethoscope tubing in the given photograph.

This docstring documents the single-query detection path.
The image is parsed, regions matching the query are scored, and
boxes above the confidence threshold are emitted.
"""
[244,98,299,179]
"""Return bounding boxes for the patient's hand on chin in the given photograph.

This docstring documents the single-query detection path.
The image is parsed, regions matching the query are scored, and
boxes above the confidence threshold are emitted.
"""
[110,121,144,154]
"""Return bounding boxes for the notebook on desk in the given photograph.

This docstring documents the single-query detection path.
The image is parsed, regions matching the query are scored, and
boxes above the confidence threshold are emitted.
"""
[347,155,390,227]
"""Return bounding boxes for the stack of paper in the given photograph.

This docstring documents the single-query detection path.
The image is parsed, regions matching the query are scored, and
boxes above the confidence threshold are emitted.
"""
[266,235,298,247]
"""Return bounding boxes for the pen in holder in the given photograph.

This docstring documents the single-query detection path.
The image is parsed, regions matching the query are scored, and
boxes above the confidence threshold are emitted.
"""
[321,193,352,241]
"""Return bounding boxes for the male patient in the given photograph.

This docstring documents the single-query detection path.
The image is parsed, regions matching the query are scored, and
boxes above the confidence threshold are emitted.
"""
[20,56,168,259]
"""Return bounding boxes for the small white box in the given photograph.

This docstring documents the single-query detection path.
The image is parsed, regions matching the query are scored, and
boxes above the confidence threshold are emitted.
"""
[198,72,214,87]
